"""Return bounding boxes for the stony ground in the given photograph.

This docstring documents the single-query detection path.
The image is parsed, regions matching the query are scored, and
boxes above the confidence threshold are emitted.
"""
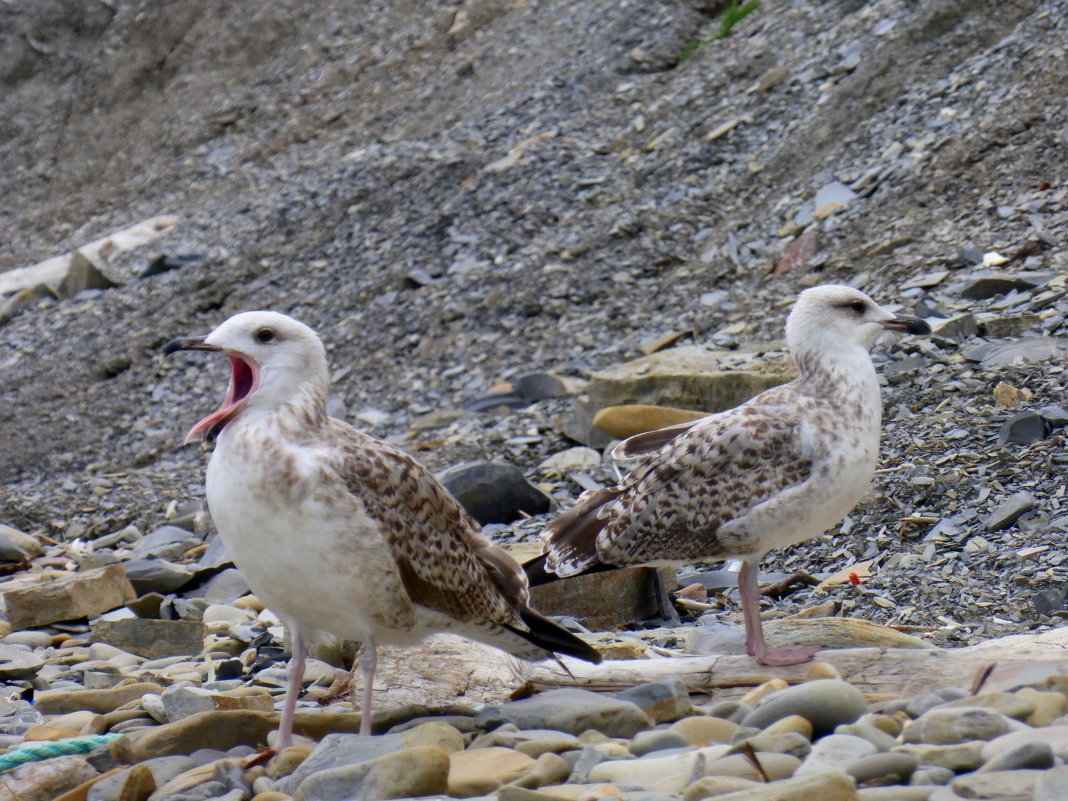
[1,0,1068,799]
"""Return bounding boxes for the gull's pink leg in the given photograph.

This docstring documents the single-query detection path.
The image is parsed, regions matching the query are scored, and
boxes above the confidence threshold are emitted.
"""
[358,636,377,736]
[738,559,821,666]
[278,628,305,749]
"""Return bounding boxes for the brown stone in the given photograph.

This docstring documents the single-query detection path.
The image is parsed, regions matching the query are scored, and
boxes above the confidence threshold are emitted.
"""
[22,724,80,741]
[35,682,163,715]
[52,767,126,801]
[111,711,278,762]
[592,404,708,440]
[0,755,99,801]
[448,747,537,797]
[586,345,794,413]
[91,618,207,659]
[117,764,156,801]
[0,565,135,630]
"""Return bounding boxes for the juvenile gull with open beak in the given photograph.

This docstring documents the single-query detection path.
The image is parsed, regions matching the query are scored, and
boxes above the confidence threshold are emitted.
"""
[528,285,930,666]
[164,311,601,745]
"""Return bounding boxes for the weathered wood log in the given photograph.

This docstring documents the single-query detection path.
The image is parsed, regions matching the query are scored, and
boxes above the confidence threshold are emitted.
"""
[512,633,1068,700]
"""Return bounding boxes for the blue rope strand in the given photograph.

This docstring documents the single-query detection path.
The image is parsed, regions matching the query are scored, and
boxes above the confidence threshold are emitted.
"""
[0,733,122,772]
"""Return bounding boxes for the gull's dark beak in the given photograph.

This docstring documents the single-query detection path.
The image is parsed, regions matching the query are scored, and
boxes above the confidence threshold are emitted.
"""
[162,336,219,356]
[880,315,931,336]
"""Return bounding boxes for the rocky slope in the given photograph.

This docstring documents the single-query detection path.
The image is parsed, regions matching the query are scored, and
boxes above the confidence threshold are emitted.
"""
[2,0,1067,638]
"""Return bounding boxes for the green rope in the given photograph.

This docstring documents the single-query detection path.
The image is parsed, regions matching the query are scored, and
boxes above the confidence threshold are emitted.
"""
[0,733,122,772]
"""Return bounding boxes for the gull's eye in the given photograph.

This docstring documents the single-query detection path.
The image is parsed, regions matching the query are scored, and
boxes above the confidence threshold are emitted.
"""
[255,328,275,343]
[849,301,866,314]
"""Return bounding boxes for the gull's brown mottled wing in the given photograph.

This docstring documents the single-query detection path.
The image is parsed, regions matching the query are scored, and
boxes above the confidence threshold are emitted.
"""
[611,417,708,459]
[325,422,524,626]
[542,386,814,575]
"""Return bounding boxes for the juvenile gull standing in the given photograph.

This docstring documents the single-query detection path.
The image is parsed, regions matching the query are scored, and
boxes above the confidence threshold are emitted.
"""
[530,285,930,666]
[164,311,601,744]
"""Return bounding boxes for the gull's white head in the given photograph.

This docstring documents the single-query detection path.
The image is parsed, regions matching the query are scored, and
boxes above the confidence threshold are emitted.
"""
[164,310,329,442]
[785,285,930,373]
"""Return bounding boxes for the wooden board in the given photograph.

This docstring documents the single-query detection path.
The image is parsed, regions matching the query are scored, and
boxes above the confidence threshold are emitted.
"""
[512,636,1068,700]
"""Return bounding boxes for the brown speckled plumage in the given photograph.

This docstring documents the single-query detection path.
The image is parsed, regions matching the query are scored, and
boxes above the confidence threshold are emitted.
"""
[165,310,600,743]
[536,286,930,667]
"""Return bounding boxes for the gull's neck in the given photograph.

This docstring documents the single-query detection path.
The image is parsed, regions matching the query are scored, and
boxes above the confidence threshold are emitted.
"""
[792,340,881,409]
[228,381,329,441]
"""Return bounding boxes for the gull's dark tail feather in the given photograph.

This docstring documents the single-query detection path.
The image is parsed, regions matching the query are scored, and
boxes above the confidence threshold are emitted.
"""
[522,551,617,587]
[506,606,603,664]
[536,486,623,579]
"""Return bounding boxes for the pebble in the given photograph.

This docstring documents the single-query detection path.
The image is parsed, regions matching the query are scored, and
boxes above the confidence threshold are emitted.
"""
[741,679,868,735]
[447,747,536,796]
[474,688,654,737]
[900,706,1015,744]
[669,715,740,745]
[794,733,875,776]
[297,745,451,801]
[437,462,550,525]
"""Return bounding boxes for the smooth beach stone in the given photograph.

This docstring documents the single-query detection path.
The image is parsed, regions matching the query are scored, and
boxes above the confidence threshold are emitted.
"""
[1015,688,1068,726]
[857,713,903,738]
[295,745,451,801]
[805,661,842,680]
[588,745,731,791]
[475,689,653,738]
[394,720,465,754]
[981,725,1068,761]
[670,715,740,745]
[280,732,414,792]
[904,693,947,718]
[265,746,312,779]
[846,751,918,784]
[704,700,751,723]
[687,769,859,800]
[508,752,572,789]
[795,734,876,777]
[592,741,632,760]
[35,682,164,714]
[730,726,761,743]
[892,742,985,772]
[682,775,761,800]
[740,679,790,707]
[936,691,1035,721]
[901,706,1014,744]
[762,714,813,739]
[910,766,955,785]
[835,721,900,751]
[741,680,868,736]
[978,739,1055,772]
[1034,765,1068,801]
[703,752,801,782]
[514,733,583,758]
[732,731,811,759]
[447,747,537,797]
[1,755,98,801]
[951,769,1039,800]
[617,680,693,723]
[857,788,939,801]
[629,729,691,756]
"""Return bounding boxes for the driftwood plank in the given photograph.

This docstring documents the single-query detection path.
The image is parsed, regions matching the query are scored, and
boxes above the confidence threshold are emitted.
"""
[514,641,1068,700]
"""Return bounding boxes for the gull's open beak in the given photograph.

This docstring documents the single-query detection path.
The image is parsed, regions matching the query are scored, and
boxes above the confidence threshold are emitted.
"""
[162,336,219,355]
[879,315,931,336]
[162,334,260,445]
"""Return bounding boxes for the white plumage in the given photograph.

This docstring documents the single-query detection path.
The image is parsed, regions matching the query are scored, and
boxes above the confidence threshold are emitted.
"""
[165,311,600,744]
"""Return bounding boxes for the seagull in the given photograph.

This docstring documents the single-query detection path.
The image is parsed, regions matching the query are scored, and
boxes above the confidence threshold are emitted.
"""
[163,311,601,744]
[528,285,930,666]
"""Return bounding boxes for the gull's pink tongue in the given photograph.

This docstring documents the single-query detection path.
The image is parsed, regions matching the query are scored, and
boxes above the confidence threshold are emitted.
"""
[184,355,258,443]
